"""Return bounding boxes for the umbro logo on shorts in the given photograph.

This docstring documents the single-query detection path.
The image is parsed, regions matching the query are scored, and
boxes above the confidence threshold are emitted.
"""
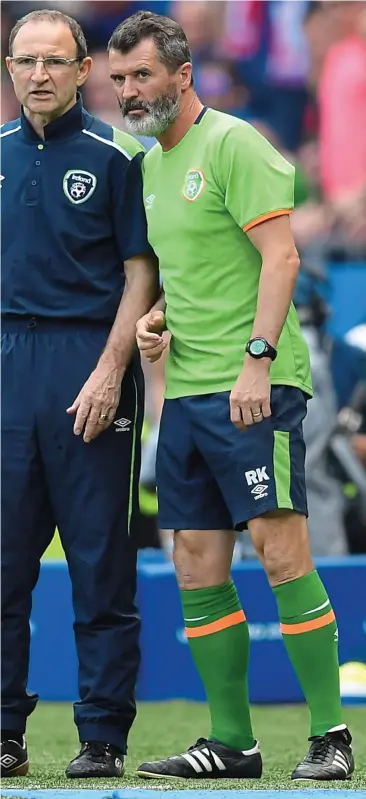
[114,417,131,432]
[251,484,268,500]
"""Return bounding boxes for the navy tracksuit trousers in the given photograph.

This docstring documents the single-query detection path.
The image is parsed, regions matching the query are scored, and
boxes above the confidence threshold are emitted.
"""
[1,317,143,752]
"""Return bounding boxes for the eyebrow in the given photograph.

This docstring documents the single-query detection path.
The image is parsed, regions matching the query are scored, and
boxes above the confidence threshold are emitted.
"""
[110,66,152,76]
[13,52,69,58]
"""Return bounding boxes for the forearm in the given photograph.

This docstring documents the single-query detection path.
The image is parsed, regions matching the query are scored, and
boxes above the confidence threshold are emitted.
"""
[99,259,159,370]
[250,252,300,350]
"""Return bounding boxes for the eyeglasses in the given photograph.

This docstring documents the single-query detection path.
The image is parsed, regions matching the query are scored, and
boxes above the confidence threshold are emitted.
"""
[9,56,81,73]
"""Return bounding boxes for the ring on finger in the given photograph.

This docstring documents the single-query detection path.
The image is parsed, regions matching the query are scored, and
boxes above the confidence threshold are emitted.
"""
[99,413,108,423]
[252,410,262,418]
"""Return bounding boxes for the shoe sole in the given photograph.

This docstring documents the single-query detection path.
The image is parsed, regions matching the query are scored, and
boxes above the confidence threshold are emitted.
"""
[67,770,125,779]
[137,769,262,781]
[292,775,352,782]
[137,770,182,780]
[1,760,30,777]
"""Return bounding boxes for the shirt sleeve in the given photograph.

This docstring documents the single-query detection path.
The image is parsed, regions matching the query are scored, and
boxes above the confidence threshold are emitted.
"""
[216,122,295,232]
[110,150,153,262]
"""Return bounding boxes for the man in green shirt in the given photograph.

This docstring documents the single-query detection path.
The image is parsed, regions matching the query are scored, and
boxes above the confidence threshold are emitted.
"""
[108,11,354,783]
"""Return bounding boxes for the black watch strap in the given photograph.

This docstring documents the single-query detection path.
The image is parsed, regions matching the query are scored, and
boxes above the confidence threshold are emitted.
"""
[246,337,277,361]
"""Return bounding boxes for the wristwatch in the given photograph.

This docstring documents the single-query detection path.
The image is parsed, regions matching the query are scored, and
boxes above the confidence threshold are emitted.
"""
[246,337,277,361]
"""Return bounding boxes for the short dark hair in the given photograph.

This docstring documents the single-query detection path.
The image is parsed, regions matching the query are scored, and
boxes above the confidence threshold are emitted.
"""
[8,8,87,61]
[108,11,192,74]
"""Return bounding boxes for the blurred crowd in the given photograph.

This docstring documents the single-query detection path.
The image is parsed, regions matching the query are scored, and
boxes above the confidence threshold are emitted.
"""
[2,0,366,557]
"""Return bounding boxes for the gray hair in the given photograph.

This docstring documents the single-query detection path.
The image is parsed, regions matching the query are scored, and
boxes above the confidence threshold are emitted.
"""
[108,11,192,75]
[8,8,87,60]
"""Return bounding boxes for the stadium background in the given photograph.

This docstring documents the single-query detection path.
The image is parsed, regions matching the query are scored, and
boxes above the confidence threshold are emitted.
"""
[1,0,366,791]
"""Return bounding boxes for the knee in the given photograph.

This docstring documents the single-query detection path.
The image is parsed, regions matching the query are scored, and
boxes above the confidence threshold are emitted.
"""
[173,529,234,590]
[249,510,313,587]
[173,532,202,590]
[264,546,302,586]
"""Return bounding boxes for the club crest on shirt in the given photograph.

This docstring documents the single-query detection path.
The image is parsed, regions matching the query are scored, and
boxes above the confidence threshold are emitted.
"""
[63,170,97,204]
[183,169,205,202]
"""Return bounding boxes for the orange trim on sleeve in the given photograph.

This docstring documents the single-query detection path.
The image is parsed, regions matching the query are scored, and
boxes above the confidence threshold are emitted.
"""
[243,208,293,233]
[185,609,246,639]
[280,608,335,635]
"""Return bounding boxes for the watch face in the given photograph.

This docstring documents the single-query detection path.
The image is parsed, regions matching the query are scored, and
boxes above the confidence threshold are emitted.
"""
[250,339,266,355]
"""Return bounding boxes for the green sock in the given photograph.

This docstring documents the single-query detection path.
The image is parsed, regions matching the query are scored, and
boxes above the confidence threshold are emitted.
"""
[273,570,343,736]
[181,580,254,751]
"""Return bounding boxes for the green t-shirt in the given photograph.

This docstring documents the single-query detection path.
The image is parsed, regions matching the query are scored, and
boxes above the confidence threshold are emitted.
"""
[143,109,312,399]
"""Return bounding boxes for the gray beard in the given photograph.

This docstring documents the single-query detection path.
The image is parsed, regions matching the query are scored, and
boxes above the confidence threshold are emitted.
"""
[120,90,180,138]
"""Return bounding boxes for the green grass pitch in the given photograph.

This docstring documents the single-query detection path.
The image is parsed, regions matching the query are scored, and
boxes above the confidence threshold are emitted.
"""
[3,701,366,791]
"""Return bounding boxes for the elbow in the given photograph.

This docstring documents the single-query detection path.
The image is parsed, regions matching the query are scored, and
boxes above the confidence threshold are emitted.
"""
[286,246,300,277]
[261,244,300,280]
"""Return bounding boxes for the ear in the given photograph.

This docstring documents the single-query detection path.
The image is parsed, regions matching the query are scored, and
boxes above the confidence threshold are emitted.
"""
[77,56,93,87]
[5,57,14,82]
[180,61,192,92]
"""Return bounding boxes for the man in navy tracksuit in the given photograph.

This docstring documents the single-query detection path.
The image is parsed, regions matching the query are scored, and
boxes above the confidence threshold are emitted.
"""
[1,8,158,779]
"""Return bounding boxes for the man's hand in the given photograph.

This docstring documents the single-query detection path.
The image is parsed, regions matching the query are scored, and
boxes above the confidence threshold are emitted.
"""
[66,360,125,443]
[230,356,271,430]
[136,310,167,363]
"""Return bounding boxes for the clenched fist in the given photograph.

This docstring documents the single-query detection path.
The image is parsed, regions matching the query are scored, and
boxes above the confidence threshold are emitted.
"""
[136,311,167,363]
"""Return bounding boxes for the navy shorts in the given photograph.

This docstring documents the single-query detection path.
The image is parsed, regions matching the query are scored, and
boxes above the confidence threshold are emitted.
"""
[157,386,308,531]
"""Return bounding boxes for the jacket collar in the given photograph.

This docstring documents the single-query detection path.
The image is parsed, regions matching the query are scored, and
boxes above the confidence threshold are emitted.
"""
[21,93,85,142]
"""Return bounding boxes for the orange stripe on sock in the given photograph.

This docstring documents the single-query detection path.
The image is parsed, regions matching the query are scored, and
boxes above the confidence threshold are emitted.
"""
[280,608,335,635]
[185,609,246,639]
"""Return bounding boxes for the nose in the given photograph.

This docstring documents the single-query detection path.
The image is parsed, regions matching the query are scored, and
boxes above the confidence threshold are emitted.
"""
[31,60,49,83]
[121,76,139,100]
